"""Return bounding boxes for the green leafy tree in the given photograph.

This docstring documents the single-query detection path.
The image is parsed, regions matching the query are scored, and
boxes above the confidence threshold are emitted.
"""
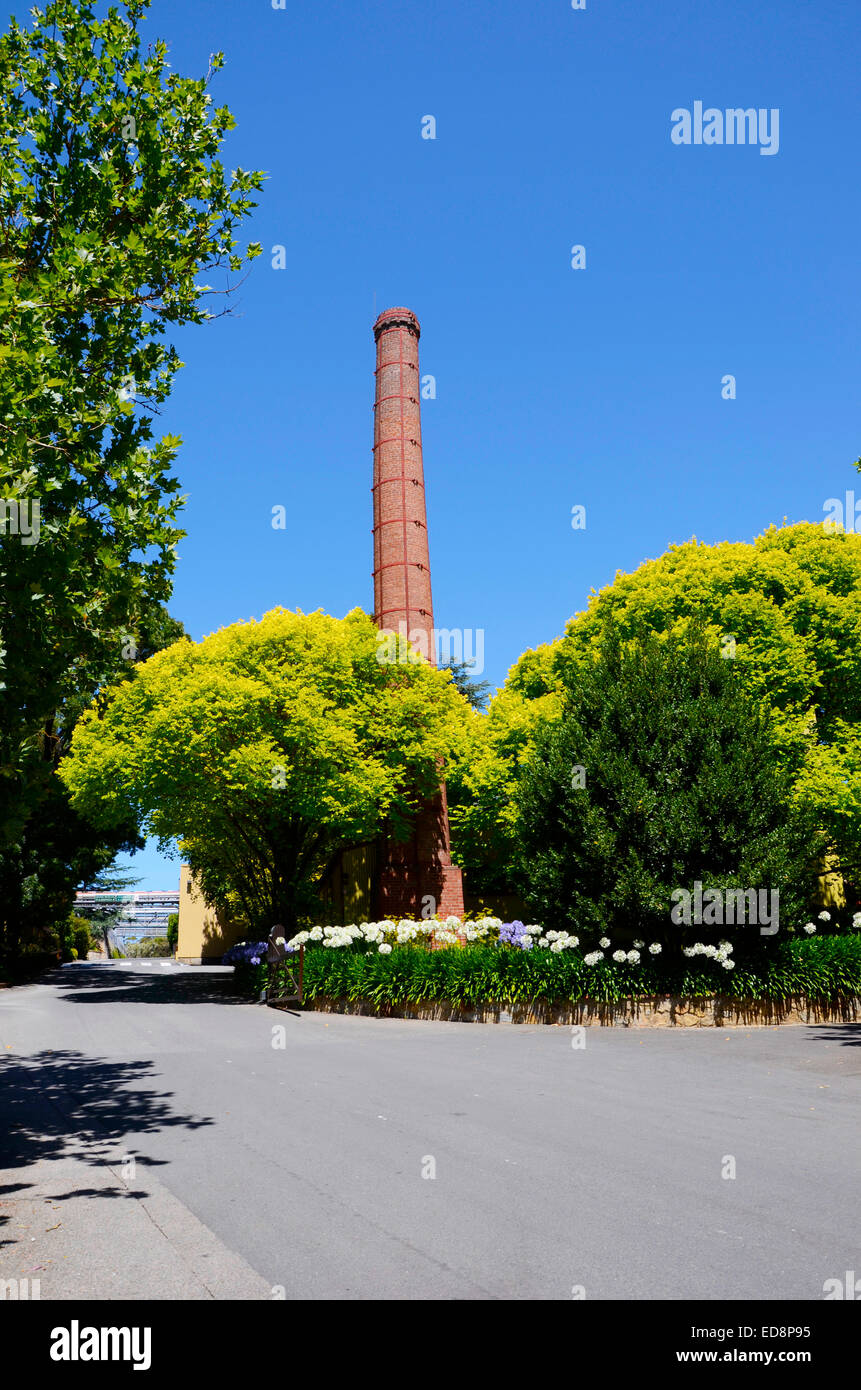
[60,608,471,934]
[0,0,262,861]
[453,524,861,895]
[557,522,861,886]
[445,641,561,894]
[0,771,143,967]
[514,626,821,949]
[439,659,492,711]
[0,603,183,960]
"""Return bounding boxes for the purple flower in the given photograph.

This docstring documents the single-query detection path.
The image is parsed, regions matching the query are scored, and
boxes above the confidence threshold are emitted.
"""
[223,941,268,966]
[499,920,531,949]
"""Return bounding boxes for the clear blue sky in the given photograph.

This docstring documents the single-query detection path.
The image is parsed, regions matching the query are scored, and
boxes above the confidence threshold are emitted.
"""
[42,0,861,888]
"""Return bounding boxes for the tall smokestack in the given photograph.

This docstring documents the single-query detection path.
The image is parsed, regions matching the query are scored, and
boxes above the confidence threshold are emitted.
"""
[372,307,435,658]
[371,307,464,920]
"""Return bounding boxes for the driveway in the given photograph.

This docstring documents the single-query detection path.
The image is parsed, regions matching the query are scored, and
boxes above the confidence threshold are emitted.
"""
[1,961,858,1299]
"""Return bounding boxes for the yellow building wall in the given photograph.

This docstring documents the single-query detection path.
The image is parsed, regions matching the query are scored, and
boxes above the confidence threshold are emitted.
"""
[176,864,246,963]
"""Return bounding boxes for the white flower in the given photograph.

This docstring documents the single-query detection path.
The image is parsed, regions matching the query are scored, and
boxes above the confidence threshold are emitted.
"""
[435,930,460,945]
[718,940,733,954]
[465,920,493,941]
[632,940,645,949]
[612,950,627,963]
[538,937,549,948]
[550,940,564,952]
[599,937,611,949]
[853,913,861,928]
[275,936,286,947]
[378,943,392,955]
[818,911,831,921]
[648,943,662,955]
[627,950,641,964]
[804,922,816,934]
[721,959,735,970]
[583,951,604,966]
[309,926,323,941]
[566,936,579,948]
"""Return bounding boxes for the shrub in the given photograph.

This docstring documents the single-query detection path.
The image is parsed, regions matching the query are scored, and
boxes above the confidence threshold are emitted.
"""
[514,625,821,951]
[0,945,61,982]
[123,937,171,958]
[72,919,94,959]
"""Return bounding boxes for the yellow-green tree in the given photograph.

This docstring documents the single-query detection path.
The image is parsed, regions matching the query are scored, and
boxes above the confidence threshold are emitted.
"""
[562,523,861,882]
[451,524,861,896]
[60,608,470,932]
[447,642,562,894]
[0,0,262,958]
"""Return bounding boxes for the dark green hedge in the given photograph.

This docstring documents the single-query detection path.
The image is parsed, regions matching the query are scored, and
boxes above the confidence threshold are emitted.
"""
[234,936,861,1010]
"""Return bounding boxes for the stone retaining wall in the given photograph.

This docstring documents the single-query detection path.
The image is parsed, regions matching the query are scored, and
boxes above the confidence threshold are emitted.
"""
[303,993,861,1027]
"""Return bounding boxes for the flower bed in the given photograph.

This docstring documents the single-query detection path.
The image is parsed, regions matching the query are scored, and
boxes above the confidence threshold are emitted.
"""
[223,917,861,1016]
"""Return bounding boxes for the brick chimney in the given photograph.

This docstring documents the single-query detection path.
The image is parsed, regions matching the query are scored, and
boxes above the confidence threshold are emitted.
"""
[372,307,464,920]
[372,307,435,653]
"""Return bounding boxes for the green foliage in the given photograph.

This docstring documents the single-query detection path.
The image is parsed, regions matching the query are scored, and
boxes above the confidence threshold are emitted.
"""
[61,607,471,933]
[0,0,262,950]
[166,911,179,950]
[447,678,562,895]
[559,522,861,883]
[68,914,96,959]
[0,770,142,965]
[450,523,861,897]
[0,944,61,983]
[123,936,170,957]
[514,625,821,943]
[239,936,861,1010]
[439,659,491,711]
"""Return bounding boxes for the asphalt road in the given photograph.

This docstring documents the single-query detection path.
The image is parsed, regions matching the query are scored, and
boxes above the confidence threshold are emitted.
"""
[1,960,859,1300]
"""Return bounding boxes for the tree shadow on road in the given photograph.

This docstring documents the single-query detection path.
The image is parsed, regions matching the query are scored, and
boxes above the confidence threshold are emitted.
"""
[0,1049,214,1174]
[48,963,249,1007]
[808,1025,861,1046]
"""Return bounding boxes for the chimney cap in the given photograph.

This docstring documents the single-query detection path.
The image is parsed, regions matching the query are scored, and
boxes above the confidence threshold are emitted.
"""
[374,306,420,340]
